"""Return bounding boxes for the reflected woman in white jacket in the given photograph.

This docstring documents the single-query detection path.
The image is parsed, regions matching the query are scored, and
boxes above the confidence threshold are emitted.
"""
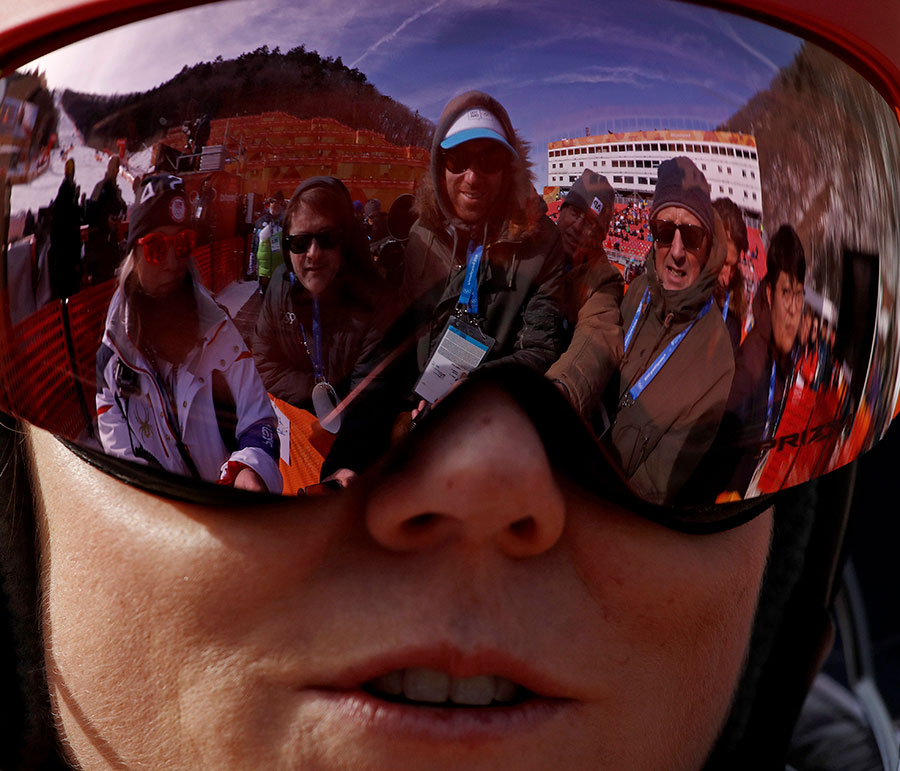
[95,174,282,493]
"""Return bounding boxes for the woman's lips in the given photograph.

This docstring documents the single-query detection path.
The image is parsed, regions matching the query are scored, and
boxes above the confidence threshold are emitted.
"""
[366,667,524,706]
[303,687,573,742]
[279,647,581,743]
[306,646,575,704]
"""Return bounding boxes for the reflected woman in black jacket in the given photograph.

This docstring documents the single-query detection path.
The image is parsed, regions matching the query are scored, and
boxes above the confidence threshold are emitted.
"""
[252,177,388,428]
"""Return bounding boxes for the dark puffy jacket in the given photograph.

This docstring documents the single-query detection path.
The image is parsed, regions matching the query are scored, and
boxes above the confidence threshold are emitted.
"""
[251,263,387,411]
[605,212,734,504]
[402,214,565,374]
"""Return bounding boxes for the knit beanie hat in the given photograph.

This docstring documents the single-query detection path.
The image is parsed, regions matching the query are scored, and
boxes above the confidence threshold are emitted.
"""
[126,174,191,253]
[364,198,382,218]
[564,170,615,233]
[650,157,715,236]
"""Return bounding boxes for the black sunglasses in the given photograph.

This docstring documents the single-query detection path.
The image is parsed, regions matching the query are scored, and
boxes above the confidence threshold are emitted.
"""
[650,219,709,252]
[442,143,510,175]
[283,228,342,255]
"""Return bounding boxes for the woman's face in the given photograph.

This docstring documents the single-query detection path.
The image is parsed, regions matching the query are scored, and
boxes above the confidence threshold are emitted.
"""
[29,384,771,770]
[132,225,192,298]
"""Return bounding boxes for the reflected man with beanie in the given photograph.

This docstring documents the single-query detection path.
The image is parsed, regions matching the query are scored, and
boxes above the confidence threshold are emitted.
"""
[48,157,83,299]
[605,157,734,504]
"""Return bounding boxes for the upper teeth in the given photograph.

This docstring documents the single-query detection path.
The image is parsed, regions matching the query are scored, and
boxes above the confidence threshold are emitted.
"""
[368,667,522,706]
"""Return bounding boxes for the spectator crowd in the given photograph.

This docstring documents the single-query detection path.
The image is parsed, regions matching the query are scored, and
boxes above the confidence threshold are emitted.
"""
[12,90,850,505]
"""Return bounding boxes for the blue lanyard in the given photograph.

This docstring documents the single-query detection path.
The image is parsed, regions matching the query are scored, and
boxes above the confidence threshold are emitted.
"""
[299,297,325,383]
[457,241,484,315]
[623,287,651,352]
[623,292,714,406]
[763,361,776,440]
[722,290,730,321]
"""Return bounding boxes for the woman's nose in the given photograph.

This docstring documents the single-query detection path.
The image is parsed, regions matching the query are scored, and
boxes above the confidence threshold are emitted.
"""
[365,384,566,557]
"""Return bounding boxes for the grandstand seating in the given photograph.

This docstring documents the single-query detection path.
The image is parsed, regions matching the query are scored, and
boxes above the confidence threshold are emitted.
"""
[163,113,428,208]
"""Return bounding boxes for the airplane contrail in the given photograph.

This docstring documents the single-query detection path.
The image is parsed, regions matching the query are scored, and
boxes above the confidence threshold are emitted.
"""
[350,0,449,69]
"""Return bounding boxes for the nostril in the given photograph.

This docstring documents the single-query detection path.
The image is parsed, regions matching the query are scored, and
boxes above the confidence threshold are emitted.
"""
[403,512,439,534]
[509,517,536,539]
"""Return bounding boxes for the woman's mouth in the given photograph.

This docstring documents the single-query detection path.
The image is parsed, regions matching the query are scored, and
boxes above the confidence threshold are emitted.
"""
[363,667,528,707]
[293,651,577,743]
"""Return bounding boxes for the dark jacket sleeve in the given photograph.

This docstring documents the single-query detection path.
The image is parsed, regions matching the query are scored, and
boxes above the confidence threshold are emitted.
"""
[251,275,316,407]
[318,311,419,478]
[546,259,624,419]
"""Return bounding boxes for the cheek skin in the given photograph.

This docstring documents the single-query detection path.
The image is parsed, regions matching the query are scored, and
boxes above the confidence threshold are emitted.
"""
[563,485,772,770]
[30,427,353,769]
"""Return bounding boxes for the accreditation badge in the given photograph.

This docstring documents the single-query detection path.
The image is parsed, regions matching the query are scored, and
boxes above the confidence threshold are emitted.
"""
[414,315,494,404]
[312,380,342,433]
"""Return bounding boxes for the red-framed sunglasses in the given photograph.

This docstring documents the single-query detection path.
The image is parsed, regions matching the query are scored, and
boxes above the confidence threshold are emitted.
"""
[138,230,197,264]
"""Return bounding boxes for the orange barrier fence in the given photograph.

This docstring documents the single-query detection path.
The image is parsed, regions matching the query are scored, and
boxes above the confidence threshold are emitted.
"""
[66,278,118,419]
[3,299,84,438]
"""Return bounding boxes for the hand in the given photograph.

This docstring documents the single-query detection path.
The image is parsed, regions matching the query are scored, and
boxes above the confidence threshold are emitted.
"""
[323,468,357,488]
[233,467,267,493]
[410,399,428,421]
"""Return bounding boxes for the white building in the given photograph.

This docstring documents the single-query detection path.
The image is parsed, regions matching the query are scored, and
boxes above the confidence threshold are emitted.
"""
[547,129,763,225]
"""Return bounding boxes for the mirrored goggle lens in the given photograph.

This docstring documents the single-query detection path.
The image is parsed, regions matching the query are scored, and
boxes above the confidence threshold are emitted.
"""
[650,220,708,251]
[284,229,341,254]
[2,0,900,529]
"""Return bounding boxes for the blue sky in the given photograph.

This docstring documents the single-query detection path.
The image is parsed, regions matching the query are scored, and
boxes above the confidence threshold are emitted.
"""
[30,0,804,182]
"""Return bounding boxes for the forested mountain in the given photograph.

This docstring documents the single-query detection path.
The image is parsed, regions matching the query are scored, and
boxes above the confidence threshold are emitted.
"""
[721,42,900,292]
[61,45,434,152]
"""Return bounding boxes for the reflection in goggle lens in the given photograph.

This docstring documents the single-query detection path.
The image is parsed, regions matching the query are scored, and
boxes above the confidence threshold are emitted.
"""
[138,230,197,263]
[442,144,509,175]
[650,220,708,251]
[283,228,341,255]
[1,0,899,525]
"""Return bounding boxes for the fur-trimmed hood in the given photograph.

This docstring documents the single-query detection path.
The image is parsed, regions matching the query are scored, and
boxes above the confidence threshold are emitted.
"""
[415,90,544,243]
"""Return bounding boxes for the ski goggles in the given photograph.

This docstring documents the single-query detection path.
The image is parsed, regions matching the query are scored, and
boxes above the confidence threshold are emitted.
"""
[650,220,709,253]
[283,228,341,255]
[1,0,899,535]
[138,230,197,264]
[441,143,510,175]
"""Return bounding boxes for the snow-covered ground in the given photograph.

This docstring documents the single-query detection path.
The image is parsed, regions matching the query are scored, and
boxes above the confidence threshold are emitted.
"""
[7,93,255,318]
[10,93,154,218]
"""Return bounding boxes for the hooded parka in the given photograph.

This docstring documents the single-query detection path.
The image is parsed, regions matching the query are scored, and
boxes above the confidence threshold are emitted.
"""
[321,91,564,476]
[402,90,565,374]
[606,211,734,504]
